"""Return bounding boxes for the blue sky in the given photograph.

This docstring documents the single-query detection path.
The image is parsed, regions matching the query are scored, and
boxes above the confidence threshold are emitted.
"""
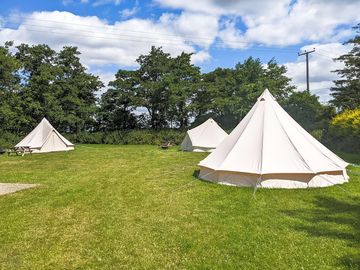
[0,0,359,101]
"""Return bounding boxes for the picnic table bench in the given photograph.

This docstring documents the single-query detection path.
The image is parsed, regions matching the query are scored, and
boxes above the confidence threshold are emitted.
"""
[7,147,33,156]
[160,142,172,149]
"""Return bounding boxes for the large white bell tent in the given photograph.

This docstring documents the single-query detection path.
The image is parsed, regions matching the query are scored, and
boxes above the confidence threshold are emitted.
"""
[181,118,228,152]
[15,118,74,153]
[198,89,349,189]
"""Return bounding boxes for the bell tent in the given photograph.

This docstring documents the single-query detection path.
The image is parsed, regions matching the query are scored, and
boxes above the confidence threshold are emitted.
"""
[16,118,74,153]
[198,89,349,189]
[181,118,228,152]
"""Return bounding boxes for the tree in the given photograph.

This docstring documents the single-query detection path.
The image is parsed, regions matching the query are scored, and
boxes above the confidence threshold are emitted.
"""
[263,58,295,101]
[107,47,200,129]
[331,23,360,111]
[193,57,294,129]
[282,90,335,132]
[14,44,102,133]
[193,67,237,128]
[15,43,59,131]
[328,109,360,152]
[136,47,172,129]
[0,42,23,132]
[54,46,103,132]
[98,70,138,130]
[166,52,200,128]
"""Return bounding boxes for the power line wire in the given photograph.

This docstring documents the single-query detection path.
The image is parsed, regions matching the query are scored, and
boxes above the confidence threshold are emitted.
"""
[2,15,299,52]
[0,24,299,54]
[316,48,342,58]
[6,14,226,42]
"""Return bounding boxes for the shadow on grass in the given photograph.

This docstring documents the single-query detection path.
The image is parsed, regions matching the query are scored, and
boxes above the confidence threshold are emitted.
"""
[283,196,360,269]
[192,170,200,178]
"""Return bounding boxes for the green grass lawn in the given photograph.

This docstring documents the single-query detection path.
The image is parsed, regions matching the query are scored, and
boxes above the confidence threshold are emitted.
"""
[0,145,359,269]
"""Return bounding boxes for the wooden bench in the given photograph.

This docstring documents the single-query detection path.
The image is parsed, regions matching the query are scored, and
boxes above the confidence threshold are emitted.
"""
[7,147,33,156]
[160,142,172,149]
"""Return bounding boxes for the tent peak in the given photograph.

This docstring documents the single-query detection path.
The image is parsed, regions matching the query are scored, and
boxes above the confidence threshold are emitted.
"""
[41,117,50,123]
[258,89,275,101]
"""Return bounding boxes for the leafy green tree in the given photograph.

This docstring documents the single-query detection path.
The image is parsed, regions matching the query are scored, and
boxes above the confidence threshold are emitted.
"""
[0,42,23,132]
[14,44,102,133]
[136,46,172,129]
[166,52,200,128]
[264,58,295,101]
[193,67,237,128]
[98,70,138,130]
[54,46,103,132]
[108,47,200,129]
[193,57,294,129]
[282,90,335,132]
[15,43,59,131]
[0,42,20,92]
[331,24,360,111]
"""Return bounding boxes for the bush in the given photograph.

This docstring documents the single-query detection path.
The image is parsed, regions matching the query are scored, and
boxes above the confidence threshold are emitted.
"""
[0,130,186,148]
[326,109,360,153]
[310,129,324,141]
[0,132,22,149]
[66,130,186,145]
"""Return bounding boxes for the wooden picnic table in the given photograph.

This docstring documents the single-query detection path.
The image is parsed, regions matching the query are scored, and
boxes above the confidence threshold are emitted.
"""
[7,147,33,156]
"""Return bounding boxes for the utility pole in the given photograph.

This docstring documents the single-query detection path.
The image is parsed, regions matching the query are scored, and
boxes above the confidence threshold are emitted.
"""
[298,48,315,92]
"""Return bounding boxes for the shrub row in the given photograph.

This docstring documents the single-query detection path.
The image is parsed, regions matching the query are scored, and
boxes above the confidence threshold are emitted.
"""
[67,130,186,145]
[1,127,358,154]
[0,130,186,149]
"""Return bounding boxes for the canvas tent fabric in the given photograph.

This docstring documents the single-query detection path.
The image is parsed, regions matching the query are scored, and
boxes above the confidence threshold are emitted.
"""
[15,118,74,153]
[198,89,349,189]
[181,118,228,152]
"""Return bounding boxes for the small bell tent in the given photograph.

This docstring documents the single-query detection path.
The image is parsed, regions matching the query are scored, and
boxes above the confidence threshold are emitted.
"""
[181,118,228,152]
[15,118,74,153]
[198,89,349,189]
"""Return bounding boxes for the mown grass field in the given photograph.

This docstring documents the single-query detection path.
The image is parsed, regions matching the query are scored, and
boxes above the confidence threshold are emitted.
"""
[0,145,359,269]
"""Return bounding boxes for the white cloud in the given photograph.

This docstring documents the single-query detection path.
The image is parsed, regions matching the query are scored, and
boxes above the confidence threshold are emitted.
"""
[218,19,248,49]
[92,0,121,7]
[0,16,5,27]
[154,0,289,19]
[0,11,216,67]
[62,0,89,5]
[120,6,139,18]
[285,43,351,102]
[191,50,211,64]
[238,0,359,47]
[156,0,360,48]
[62,0,73,6]
[159,12,219,48]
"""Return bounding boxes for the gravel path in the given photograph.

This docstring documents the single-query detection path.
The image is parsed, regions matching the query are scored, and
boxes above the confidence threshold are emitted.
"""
[0,183,38,196]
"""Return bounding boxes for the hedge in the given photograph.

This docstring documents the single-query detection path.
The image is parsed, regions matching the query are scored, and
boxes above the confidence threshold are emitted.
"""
[66,130,186,145]
[325,109,360,153]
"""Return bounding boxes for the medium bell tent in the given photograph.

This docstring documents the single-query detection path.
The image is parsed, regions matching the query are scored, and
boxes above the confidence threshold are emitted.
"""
[16,118,74,153]
[198,89,349,189]
[181,118,228,152]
